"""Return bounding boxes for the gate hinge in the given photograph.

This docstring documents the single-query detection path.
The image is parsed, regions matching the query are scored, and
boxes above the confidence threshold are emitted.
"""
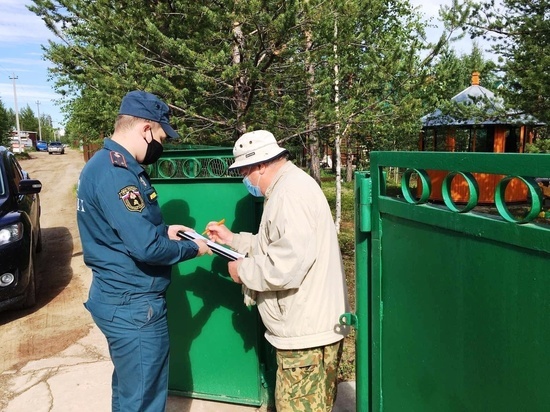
[339,312,358,329]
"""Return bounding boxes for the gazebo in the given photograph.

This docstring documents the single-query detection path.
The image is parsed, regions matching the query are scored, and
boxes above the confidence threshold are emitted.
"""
[418,72,545,204]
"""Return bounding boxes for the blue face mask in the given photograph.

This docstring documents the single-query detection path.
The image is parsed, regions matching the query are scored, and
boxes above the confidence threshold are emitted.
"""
[243,176,263,197]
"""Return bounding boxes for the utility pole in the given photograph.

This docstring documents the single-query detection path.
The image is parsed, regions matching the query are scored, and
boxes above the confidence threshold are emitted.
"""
[9,74,22,153]
[36,100,42,141]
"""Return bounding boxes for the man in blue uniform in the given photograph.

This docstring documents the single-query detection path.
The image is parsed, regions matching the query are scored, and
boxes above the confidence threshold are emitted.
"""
[76,90,211,411]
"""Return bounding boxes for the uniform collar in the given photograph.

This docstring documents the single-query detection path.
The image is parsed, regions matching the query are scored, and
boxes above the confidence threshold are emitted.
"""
[104,138,145,174]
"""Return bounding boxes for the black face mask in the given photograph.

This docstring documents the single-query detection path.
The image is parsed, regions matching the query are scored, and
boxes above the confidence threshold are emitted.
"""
[141,130,164,165]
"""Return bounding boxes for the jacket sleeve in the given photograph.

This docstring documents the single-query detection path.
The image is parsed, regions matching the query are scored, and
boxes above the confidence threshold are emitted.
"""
[231,232,255,255]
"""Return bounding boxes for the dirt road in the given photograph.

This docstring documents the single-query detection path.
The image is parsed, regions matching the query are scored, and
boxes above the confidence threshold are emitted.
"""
[0,148,96,405]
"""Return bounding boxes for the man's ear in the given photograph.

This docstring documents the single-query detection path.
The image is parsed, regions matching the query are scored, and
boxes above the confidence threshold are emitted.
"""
[140,121,152,138]
[258,163,266,175]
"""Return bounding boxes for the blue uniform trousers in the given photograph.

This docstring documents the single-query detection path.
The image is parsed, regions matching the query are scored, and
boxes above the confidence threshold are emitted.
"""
[90,296,169,412]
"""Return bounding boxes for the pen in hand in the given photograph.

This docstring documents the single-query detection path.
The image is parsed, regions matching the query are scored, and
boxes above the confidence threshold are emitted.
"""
[202,218,225,235]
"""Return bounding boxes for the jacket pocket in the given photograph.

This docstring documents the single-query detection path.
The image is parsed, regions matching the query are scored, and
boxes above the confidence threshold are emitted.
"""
[130,298,166,328]
[84,299,117,322]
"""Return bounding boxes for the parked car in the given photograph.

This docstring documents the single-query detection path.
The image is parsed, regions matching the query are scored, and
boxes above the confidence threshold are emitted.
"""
[47,141,65,155]
[36,140,48,152]
[0,146,42,311]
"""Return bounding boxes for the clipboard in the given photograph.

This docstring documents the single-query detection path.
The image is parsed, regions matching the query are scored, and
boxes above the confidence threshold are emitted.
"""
[177,230,245,261]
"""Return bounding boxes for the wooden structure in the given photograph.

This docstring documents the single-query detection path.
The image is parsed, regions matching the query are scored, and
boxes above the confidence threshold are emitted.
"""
[418,72,545,204]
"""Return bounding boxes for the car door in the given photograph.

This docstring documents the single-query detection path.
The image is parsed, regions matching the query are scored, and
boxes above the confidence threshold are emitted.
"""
[7,154,40,243]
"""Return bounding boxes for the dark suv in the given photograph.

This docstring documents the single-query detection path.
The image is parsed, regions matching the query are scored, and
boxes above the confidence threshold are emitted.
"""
[0,146,43,311]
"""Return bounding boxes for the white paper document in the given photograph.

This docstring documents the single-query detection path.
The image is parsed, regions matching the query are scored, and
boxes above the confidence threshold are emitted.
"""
[177,230,245,261]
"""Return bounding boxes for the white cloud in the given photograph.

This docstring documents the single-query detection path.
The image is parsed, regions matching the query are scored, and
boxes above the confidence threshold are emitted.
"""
[0,0,54,44]
[0,57,51,68]
[0,82,59,104]
[411,0,445,19]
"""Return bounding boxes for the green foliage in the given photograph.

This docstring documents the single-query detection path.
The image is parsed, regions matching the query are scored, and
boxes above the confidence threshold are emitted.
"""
[14,152,32,160]
[525,138,550,154]
[0,99,11,147]
[322,177,355,224]
[38,114,56,141]
[29,0,305,143]
[19,105,39,132]
[28,0,472,155]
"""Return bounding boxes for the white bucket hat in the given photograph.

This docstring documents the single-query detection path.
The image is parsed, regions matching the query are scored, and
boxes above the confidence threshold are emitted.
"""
[229,130,288,170]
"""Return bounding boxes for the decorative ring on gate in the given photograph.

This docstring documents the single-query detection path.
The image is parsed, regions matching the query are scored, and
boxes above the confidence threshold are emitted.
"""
[157,159,177,179]
[181,158,202,178]
[494,175,542,223]
[442,171,479,213]
[143,164,155,176]
[401,168,431,204]
[206,157,228,177]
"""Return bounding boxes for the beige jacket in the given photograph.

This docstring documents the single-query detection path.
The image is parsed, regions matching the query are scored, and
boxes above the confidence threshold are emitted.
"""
[232,161,350,349]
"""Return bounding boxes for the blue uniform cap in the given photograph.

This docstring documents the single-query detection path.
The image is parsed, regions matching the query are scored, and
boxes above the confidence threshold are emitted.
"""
[119,91,179,139]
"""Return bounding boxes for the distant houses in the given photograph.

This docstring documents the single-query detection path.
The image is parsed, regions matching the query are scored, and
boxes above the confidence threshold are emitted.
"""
[9,130,38,153]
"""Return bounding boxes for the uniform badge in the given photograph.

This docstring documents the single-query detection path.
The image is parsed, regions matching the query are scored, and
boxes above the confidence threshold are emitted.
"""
[148,190,158,202]
[110,151,128,168]
[119,185,145,212]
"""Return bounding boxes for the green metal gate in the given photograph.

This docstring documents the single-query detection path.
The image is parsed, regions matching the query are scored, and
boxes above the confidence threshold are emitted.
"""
[353,152,550,412]
[149,146,275,407]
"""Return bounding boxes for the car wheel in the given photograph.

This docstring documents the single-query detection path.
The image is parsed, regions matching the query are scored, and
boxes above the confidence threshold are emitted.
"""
[21,253,37,309]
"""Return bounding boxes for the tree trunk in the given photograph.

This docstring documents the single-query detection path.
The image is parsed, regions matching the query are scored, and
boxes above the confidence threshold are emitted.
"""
[232,21,247,135]
[333,17,342,233]
[346,136,353,182]
[304,28,321,185]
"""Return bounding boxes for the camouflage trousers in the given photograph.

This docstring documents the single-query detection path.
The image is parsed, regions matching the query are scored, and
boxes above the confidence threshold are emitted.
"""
[274,340,344,412]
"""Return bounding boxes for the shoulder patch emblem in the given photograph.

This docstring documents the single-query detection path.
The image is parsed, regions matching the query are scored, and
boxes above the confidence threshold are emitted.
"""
[110,151,128,168]
[119,185,145,212]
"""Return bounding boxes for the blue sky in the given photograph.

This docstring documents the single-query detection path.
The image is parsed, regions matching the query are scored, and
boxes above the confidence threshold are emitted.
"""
[411,0,487,56]
[0,0,64,128]
[0,0,486,132]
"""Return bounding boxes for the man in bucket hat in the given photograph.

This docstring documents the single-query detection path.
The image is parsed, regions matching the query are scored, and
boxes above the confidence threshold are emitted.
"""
[76,90,211,411]
[206,130,350,411]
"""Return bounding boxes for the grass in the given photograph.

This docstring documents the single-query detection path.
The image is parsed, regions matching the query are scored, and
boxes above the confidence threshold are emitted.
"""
[321,173,357,382]
[14,152,33,160]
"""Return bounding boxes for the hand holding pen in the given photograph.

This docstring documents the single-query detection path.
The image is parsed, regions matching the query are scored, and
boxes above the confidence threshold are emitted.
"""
[204,218,233,245]
[202,218,225,234]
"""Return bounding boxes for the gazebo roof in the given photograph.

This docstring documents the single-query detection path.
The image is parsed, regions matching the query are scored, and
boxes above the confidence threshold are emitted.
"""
[422,72,545,128]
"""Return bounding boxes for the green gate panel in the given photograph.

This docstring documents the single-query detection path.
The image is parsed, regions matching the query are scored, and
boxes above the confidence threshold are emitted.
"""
[381,218,550,411]
[149,147,274,407]
[356,152,550,412]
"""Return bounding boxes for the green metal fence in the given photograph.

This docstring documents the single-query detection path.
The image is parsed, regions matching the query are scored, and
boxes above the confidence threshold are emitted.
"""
[353,152,550,412]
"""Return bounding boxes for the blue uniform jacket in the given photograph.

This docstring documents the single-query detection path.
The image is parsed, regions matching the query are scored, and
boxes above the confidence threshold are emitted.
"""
[77,139,198,311]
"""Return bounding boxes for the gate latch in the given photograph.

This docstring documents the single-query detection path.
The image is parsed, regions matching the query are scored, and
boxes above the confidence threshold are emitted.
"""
[339,312,358,329]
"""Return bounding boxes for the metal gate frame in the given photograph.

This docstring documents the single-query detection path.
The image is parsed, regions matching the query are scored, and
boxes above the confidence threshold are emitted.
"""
[352,152,550,411]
